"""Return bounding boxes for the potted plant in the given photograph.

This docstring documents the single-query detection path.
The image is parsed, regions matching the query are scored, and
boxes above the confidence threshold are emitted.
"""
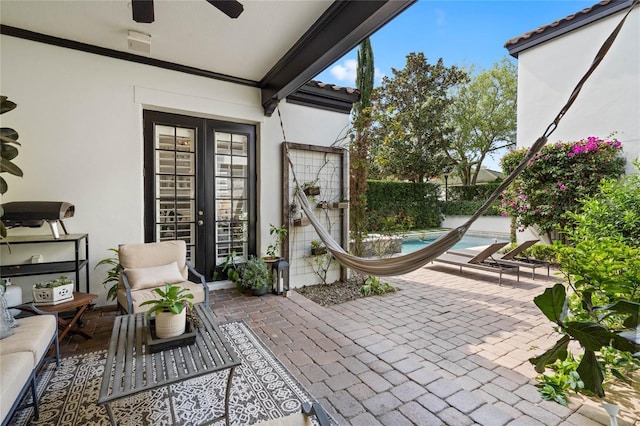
[316,201,329,209]
[32,276,74,305]
[95,248,121,302]
[301,181,320,196]
[264,224,287,262]
[139,283,194,338]
[236,256,272,296]
[333,200,349,209]
[310,240,327,256]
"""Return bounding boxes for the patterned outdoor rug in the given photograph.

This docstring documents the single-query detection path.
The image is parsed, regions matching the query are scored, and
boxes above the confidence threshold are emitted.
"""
[10,320,324,426]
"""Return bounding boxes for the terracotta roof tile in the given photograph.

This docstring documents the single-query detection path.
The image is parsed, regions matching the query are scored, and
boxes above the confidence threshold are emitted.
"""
[504,0,614,48]
[307,80,360,96]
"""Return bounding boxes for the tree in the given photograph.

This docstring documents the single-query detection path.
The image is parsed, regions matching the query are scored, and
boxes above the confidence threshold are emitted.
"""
[369,53,468,182]
[446,58,517,185]
[500,137,626,242]
[350,38,374,257]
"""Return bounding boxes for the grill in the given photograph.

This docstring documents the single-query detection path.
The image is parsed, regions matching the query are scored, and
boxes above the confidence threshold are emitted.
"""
[1,201,75,238]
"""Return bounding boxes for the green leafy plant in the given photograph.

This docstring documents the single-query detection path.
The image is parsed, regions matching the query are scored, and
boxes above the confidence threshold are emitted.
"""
[220,251,241,284]
[34,276,73,289]
[530,167,640,403]
[94,248,121,301]
[536,353,584,406]
[139,283,194,318]
[236,255,271,291]
[360,276,397,297]
[265,224,287,259]
[500,136,625,242]
[306,252,334,285]
[1,96,24,238]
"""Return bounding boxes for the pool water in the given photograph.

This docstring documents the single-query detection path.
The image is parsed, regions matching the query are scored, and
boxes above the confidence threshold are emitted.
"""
[401,234,508,254]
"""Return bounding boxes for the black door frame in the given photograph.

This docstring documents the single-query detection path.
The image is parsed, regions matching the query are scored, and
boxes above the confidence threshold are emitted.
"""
[143,110,257,279]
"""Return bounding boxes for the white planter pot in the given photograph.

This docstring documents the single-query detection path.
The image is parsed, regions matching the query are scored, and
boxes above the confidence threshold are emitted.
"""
[155,309,186,339]
[32,283,74,305]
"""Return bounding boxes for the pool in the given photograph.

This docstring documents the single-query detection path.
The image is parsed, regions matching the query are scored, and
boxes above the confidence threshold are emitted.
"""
[401,233,509,254]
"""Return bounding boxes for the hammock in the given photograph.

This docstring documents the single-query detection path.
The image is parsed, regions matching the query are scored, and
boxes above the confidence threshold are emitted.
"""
[283,1,636,277]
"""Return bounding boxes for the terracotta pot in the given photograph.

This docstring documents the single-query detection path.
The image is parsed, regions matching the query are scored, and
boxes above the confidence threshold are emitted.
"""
[155,309,186,338]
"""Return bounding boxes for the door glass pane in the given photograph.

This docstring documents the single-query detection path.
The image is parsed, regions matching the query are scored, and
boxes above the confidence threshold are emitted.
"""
[214,130,249,266]
[154,124,197,266]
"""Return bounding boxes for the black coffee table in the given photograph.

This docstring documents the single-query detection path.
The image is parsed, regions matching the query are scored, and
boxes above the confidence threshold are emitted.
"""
[98,303,240,425]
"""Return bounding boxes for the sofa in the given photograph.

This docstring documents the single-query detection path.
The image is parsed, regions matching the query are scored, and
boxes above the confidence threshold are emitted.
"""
[0,297,59,426]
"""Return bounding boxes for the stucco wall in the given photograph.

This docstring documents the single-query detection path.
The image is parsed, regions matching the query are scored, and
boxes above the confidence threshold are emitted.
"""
[0,35,350,304]
[515,7,639,173]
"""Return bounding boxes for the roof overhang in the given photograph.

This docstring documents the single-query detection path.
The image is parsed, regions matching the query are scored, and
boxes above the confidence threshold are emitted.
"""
[505,0,634,58]
[0,0,415,116]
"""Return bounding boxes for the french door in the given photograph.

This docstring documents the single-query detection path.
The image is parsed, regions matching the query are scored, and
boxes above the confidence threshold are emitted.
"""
[143,110,256,280]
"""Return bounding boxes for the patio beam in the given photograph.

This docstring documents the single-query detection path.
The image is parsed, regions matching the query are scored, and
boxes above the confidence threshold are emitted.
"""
[260,0,416,116]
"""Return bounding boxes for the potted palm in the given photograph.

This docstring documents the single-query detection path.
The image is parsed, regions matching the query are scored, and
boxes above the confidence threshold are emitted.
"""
[140,283,194,338]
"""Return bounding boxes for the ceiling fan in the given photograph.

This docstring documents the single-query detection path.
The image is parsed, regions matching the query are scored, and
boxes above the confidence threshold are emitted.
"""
[132,0,244,23]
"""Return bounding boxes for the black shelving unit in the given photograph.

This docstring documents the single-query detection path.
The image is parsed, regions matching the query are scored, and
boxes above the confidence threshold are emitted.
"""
[0,233,89,293]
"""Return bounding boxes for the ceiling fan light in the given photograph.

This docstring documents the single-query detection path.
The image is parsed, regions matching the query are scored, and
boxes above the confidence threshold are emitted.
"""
[127,30,151,54]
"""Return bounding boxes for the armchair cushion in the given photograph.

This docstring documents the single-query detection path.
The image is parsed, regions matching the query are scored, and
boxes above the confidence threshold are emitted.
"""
[124,261,184,291]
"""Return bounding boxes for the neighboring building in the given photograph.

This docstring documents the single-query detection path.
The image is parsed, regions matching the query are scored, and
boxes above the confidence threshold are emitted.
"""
[0,1,415,304]
[505,0,639,174]
[504,0,638,243]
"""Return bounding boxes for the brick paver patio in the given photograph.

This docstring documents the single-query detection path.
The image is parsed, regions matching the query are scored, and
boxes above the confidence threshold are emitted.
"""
[211,265,639,425]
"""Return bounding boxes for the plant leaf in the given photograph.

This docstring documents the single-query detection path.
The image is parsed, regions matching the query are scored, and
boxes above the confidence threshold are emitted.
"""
[529,335,571,373]
[534,284,568,323]
[0,128,19,143]
[0,98,17,114]
[565,322,616,351]
[0,157,23,177]
[576,349,605,397]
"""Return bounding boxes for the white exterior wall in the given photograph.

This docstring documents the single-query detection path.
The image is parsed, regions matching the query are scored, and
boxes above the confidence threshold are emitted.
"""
[0,36,350,304]
[516,8,639,173]
[514,8,639,243]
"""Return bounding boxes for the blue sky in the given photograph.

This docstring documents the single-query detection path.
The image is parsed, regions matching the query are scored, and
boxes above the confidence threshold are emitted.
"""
[315,0,595,87]
[313,0,595,170]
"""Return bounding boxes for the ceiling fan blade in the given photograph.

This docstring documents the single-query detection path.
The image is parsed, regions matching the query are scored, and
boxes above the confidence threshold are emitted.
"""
[206,0,244,19]
[132,0,154,23]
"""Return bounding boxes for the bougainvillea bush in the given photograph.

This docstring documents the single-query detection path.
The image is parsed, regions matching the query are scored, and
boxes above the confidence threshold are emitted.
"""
[500,136,625,241]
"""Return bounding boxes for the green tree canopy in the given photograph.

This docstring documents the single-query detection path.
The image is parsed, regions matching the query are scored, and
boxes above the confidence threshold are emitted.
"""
[447,58,517,185]
[369,53,468,182]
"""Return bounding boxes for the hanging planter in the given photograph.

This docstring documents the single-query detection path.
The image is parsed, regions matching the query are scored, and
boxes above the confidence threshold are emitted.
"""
[302,183,320,196]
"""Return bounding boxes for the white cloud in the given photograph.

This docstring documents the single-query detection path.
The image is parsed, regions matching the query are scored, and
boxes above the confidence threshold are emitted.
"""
[329,59,386,87]
[329,59,357,85]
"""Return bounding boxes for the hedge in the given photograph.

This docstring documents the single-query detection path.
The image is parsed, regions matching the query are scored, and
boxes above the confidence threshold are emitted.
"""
[366,180,441,230]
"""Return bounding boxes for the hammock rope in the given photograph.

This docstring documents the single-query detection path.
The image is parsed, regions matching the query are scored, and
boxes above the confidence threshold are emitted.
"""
[281,0,637,277]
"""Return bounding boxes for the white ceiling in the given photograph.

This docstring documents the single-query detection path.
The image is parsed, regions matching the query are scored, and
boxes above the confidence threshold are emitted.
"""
[0,0,333,82]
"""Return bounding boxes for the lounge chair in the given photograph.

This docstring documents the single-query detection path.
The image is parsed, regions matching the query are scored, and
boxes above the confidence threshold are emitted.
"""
[433,242,520,285]
[448,239,549,279]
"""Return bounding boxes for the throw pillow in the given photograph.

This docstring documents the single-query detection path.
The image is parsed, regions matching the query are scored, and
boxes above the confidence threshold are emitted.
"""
[0,285,19,332]
[124,261,185,290]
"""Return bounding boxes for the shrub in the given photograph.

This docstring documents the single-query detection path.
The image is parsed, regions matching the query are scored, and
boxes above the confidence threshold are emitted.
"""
[529,170,640,404]
[441,200,501,216]
[366,180,441,229]
[500,136,625,242]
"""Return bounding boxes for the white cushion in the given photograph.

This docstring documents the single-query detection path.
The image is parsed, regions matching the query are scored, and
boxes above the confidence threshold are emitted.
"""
[0,315,56,367]
[0,352,33,423]
[124,261,185,291]
[118,281,206,314]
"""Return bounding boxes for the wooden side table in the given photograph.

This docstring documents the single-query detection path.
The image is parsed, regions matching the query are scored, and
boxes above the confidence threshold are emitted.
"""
[21,292,98,342]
